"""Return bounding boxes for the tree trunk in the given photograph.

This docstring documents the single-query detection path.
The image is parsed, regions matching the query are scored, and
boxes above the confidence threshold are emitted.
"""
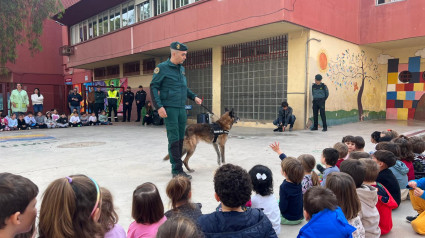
[357,64,365,121]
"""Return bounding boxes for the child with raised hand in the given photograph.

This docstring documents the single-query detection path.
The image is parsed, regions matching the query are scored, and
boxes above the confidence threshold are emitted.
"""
[406,178,425,234]
[297,186,355,238]
[297,154,320,193]
[334,142,349,168]
[340,160,380,238]
[279,158,304,225]
[326,172,365,238]
[270,141,287,160]
[410,136,425,179]
[393,135,415,181]
[317,148,340,186]
[248,165,281,235]
[165,175,202,221]
[373,150,401,206]
[360,159,397,235]
[157,216,201,238]
[99,187,126,238]
[128,182,167,238]
[0,173,38,238]
[38,174,104,238]
[197,164,277,237]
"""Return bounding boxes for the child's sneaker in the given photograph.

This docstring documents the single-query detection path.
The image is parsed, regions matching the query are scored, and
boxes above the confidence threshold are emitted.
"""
[406,214,419,223]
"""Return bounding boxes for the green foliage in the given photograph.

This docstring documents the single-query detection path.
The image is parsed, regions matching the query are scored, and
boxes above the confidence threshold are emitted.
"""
[0,0,63,73]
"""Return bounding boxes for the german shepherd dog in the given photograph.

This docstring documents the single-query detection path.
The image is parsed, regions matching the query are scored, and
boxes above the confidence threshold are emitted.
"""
[164,108,239,172]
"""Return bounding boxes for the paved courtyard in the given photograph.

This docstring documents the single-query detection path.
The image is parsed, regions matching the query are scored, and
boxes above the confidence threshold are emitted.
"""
[2,119,425,237]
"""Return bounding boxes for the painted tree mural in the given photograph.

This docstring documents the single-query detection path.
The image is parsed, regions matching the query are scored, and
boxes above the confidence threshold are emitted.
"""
[327,49,379,121]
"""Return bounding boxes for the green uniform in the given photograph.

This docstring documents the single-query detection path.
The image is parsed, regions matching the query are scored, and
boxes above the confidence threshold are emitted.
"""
[150,59,197,175]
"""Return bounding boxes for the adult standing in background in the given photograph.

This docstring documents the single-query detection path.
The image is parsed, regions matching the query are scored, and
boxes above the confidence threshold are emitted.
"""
[107,85,119,122]
[135,85,147,122]
[87,89,95,114]
[150,42,202,179]
[311,74,329,132]
[31,88,44,114]
[94,86,106,118]
[10,83,29,116]
[68,87,83,116]
[122,86,134,122]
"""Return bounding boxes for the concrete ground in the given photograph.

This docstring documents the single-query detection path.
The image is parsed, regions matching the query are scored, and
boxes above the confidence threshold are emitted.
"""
[2,119,425,237]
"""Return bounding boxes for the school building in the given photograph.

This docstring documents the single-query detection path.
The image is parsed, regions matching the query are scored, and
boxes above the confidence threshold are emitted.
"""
[3,0,425,127]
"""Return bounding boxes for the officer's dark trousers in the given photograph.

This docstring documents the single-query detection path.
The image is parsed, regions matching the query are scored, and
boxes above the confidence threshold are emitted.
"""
[136,103,144,121]
[123,103,132,121]
[94,103,104,118]
[313,99,327,129]
[108,102,118,122]
[164,107,186,175]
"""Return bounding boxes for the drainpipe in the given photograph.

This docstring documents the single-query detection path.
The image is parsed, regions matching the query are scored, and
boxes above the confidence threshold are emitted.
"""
[304,38,321,128]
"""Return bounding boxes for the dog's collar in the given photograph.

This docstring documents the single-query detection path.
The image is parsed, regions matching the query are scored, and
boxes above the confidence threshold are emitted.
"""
[210,123,229,143]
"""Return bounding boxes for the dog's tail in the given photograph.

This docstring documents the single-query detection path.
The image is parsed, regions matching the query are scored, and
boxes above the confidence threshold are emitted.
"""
[163,154,170,161]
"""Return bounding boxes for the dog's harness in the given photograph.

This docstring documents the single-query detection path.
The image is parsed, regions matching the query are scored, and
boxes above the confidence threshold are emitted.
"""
[210,123,229,143]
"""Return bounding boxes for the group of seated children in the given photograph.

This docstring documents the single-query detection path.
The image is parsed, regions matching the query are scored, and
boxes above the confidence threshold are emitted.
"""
[0,109,112,131]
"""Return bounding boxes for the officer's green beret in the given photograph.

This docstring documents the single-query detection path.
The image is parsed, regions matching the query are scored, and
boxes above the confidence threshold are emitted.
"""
[170,42,188,51]
[315,74,323,80]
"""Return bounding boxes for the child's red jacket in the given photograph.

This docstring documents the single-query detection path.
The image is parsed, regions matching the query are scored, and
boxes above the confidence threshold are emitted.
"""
[372,182,398,235]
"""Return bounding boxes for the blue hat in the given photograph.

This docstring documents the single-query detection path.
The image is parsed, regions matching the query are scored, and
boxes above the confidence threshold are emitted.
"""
[315,74,323,80]
[170,42,188,51]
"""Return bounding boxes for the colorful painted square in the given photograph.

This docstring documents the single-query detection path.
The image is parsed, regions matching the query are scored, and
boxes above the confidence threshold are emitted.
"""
[414,83,424,91]
[413,100,419,108]
[387,100,395,108]
[395,100,404,108]
[406,91,416,100]
[388,73,398,84]
[404,100,413,108]
[398,63,409,73]
[388,59,399,73]
[404,83,414,91]
[387,91,397,100]
[396,84,405,91]
[386,108,398,120]
[387,84,396,91]
[408,56,421,72]
[397,91,406,100]
[411,72,420,83]
[416,91,425,100]
[408,108,416,120]
[421,72,425,83]
[397,108,408,120]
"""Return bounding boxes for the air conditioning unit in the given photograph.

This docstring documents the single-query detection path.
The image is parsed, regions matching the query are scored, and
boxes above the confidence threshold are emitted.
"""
[59,45,74,56]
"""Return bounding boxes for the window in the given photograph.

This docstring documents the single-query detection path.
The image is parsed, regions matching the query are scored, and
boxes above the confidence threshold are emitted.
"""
[98,17,103,36]
[122,1,135,27]
[114,8,121,30]
[88,18,94,39]
[127,4,135,25]
[124,61,140,76]
[110,10,115,31]
[107,65,120,77]
[138,1,151,21]
[156,0,169,15]
[83,21,88,41]
[103,13,109,33]
[143,58,156,74]
[94,67,107,79]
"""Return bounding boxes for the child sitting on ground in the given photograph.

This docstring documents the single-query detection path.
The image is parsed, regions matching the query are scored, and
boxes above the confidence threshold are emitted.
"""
[340,159,381,238]
[376,142,408,202]
[69,112,82,127]
[7,114,18,130]
[157,216,200,238]
[342,135,356,154]
[24,112,36,129]
[317,148,340,185]
[348,151,372,160]
[99,110,111,125]
[51,109,60,121]
[248,165,281,235]
[35,111,47,128]
[0,112,8,131]
[89,112,98,126]
[279,158,304,225]
[197,164,277,237]
[297,154,320,193]
[371,131,381,144]
[381,129,399,140]
[56,113,69,128]
[44,111,56,128]
[297,186,355,238]
[334,142,349,168]
[99,187,126,238]
[80,112,90,126]
[17,114,28,130]
[165,175,202,221]
[326,172,365,238]
[410,136,425,179]
[361,158,397,235]
[354,136,365,152]
[374,150,401,206]
[128,182,167,238]
[0,173,38,238]
[393,136,415,182]
[406,177,425,234]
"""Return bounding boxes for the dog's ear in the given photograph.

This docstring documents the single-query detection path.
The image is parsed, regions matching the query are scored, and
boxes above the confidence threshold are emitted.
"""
[224,107,229,112]
[229,110,234,117]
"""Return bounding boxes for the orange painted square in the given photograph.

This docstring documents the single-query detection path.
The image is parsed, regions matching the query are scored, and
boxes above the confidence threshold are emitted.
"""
[404,100,413,108]
[396,84,405,91]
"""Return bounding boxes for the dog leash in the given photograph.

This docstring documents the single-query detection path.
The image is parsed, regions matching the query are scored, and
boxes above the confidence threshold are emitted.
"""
[199,96,214,115]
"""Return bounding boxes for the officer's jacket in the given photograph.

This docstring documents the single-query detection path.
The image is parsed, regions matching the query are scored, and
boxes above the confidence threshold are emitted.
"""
[107,90,119,103]
[135,90,147,104]
[312,83,329,100]
[94,91,106,103]
[123,91,134,104]
[150,59,197,109]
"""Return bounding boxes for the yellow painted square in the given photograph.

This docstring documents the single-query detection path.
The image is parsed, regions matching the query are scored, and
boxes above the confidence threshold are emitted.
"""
[388,73,398,84]
[414,83,424,91]
[397,91,406,100]
[397,108,408,120]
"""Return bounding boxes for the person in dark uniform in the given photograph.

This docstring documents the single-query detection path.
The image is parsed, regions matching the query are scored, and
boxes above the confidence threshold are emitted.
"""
[122,86,134,122]
[273,101,296,132]
[150,42,202,179]
[311,74,329,131]
[135,85,147,122]
[94,86,106,118]
[107,85,119,122]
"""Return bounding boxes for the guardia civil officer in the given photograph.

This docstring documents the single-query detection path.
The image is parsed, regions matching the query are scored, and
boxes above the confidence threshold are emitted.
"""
[122,86,134,122]
[150,42,202,179]
[135,85,147,122]
[107,85,119,122]
[311,74,329,131]
[94,86,106,118]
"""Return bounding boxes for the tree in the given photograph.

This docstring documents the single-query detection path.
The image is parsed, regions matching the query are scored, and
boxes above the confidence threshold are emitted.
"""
[326,49,379,121]
[0,0,62,73]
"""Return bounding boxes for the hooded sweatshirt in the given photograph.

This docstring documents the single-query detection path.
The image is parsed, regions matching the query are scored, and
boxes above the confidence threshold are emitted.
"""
[389,161,409,191]
[357,185,380,238]
[297,207,355,238]
[371,182,398,235]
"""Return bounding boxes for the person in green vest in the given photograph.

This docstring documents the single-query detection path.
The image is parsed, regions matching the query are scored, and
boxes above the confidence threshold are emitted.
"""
[150,42,202,179]
[10,83,29,116]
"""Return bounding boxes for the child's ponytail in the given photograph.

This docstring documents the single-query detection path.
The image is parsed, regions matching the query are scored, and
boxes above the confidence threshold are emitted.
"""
[311,171,320,186]
[166,176,192,210]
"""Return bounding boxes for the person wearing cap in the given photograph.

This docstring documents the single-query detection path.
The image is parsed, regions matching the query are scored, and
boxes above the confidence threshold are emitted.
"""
[122,86,134,122]
[150,42,202,179]
[135,85,147,122]
[94,86,106,118]
[107,85,119,122]
[311,74,329,131]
